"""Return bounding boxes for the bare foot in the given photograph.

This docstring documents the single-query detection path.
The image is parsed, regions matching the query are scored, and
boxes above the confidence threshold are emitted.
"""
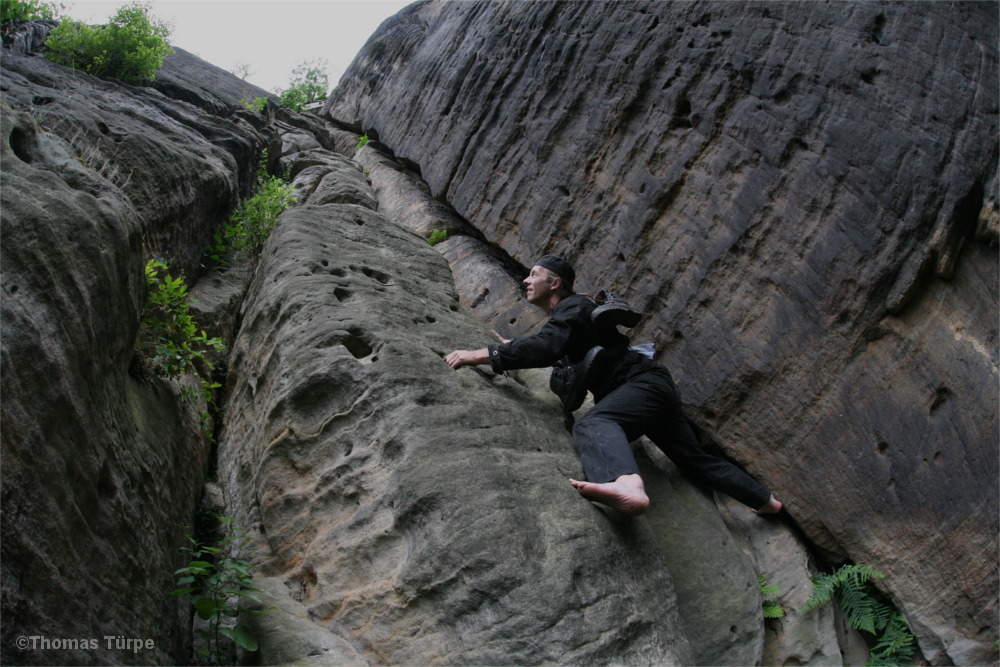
[753,495,783,515]
[569,474,651,516]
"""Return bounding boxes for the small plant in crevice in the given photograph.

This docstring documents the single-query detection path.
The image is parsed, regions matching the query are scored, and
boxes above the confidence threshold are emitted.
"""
[804,564,916,666]
[231,62,253,80]
[240,96,267,114]
[172,515,262,665]
[428,228,447,246]
[205,151,296,266]
[356,133,369,151]
[758,573,784,619]
[136,258,224,434]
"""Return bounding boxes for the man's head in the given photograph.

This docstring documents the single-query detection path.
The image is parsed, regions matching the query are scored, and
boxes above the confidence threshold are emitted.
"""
[524,255,575,312]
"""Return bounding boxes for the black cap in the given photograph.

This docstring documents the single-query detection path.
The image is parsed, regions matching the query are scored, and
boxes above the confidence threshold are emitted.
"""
[536,255,575,288]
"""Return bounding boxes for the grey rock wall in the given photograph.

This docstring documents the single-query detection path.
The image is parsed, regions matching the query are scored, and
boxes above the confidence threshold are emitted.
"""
[0,41,271,665]
[326,1,999,663]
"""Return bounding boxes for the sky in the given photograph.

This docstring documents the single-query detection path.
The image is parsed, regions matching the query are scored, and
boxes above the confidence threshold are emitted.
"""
[65,0,414,93]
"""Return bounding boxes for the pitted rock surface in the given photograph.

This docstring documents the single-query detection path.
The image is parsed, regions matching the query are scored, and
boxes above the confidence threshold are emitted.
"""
[217,193,693,665]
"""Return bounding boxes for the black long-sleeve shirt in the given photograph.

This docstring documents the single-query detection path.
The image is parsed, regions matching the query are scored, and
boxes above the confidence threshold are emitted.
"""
[487,294,656,400]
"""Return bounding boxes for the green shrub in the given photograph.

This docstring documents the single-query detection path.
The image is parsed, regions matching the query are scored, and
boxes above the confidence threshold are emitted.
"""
[1,0,63,23]
[805,564,916,666]
[137,258,224,434]
[172,515,262,663]
[139,258,224,378]
[356,134,369,151]
[43,1,173,83]
[428,228,447,246]
[277,59,328,111]
[206,153,296,265]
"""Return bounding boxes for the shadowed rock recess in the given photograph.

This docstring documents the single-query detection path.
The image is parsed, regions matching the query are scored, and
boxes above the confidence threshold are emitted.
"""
[0,1,996,666]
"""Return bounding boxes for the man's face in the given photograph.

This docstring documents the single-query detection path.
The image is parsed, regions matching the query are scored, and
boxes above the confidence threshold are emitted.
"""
[523,266,557,306]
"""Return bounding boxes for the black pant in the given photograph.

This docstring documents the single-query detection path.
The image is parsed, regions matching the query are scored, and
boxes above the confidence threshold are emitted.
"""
[572,366,772,510]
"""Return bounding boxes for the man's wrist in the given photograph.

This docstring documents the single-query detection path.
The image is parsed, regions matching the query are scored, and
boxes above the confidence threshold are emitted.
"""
[487,344,504,373]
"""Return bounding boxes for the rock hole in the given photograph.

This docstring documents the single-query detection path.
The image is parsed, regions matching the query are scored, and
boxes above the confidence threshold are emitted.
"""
[669,96,693,130]
[553,185,569,196]
[320,259,329,267]
[97,121,111,136]
[877,442,888,455]
[509,317,517,325]
[870,14,886,44]
[330,267,346,277]
[361,266,392,285]
[343,335,373,359]
[333,287,351,302]
[9,126,33,163]
[425,315,436,323]
[471,288,490,308]
[32,96,54,106]
[933,451,943,463]
[97,461,117,499]
[860,68,878,85]
[929,385,952,414]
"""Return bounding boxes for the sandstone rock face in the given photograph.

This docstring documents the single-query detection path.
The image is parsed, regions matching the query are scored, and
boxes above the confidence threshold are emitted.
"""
[354,142,549,340]
[1,45,269,278]
[0,39,271,665]
[216,146,698,665]
[327,1,999,662]
[3,5,997,665]
[210,124,832,664]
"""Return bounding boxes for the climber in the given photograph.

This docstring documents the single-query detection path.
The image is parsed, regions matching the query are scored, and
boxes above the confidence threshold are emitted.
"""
[444,255,782,517]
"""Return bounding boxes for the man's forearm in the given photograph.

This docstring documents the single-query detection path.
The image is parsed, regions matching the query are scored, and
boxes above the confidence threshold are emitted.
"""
[445,348,490,369]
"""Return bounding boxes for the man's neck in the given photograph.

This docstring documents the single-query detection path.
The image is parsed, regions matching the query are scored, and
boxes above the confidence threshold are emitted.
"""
[543,293,564,315]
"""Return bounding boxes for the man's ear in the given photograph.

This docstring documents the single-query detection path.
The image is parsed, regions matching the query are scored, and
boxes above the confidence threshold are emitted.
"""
[550,275,562,292]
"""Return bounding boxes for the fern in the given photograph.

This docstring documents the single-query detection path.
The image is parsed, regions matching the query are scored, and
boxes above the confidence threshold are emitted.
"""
[805,564,916,666]
[868,614,916,664]
[804,564,883,613]
[758,574,784,619]
[838,579,881,634]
